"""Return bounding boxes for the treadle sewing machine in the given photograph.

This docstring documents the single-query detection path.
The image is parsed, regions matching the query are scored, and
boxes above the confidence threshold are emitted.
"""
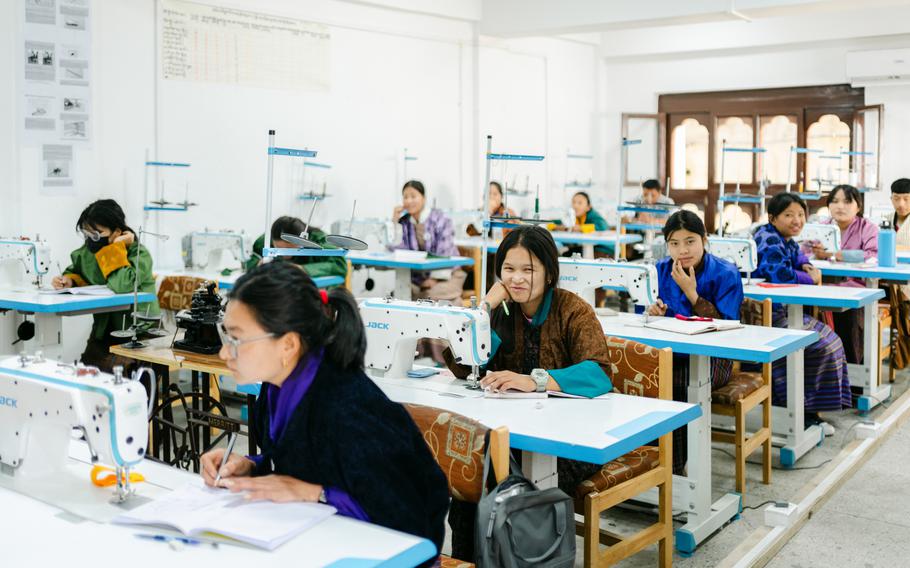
[557,256,659,307]
[795,222,841,255]
[0,237,52,288]
[359,297,491,386]
[707,236,759,279]
[173,281,224,355]
[181,230,251,271]
[0,353,152,508]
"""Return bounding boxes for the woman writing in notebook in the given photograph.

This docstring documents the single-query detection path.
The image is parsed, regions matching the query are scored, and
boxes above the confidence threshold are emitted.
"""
[647,210,744,473]
[50,199,159,372]
[753,192,850,435]
[199,262,449,557]
[443,224,613,560]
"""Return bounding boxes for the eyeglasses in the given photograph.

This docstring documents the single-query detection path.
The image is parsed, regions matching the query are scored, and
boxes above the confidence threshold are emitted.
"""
[79,228,107,242]
[216,322,275,359]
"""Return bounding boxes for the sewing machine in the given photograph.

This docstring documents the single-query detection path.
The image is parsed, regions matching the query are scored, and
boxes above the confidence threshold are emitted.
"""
[0,237,51,288]
[181,231,251,271]
[557,256,658,307]
[707,236,759,276]
[359,297,491,384]
[0,353,151,504]
[796,223,841,254]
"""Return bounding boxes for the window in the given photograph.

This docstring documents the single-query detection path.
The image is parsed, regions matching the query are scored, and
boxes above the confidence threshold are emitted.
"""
[759,115,798,185]
[806,114,850,190]
[853,105,882,190]
[671,118,709,190]
[715,117,754,184]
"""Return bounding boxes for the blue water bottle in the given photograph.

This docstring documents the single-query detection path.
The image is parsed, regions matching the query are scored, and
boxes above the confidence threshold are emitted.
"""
[879,219,896,267]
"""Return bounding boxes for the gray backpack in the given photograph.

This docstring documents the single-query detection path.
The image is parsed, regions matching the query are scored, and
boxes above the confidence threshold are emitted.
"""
[475,445,576,568]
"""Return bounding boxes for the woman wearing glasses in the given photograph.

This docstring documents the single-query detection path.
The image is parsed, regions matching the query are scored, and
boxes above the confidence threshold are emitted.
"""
[200,262,449,561]
[51,199,159,371]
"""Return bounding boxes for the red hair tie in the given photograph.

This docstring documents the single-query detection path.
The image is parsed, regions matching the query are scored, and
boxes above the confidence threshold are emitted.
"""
[319,289,329,305]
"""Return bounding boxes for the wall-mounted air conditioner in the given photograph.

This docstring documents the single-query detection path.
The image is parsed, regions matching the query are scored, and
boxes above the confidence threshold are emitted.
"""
[846,48,910,86]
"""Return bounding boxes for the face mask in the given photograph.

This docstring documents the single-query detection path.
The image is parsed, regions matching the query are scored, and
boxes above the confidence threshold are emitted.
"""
[85,236,109,253]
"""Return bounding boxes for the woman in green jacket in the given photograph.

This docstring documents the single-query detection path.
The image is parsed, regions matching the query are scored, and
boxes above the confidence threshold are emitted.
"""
[51,199,159,371]
[244,216,348,280]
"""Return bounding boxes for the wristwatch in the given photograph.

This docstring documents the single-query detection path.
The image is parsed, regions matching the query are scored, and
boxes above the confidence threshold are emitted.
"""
[530,368,549,393]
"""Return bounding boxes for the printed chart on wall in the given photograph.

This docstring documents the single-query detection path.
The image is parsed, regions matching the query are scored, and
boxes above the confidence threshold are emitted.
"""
[158,0,331,92]
[20,0,92,194]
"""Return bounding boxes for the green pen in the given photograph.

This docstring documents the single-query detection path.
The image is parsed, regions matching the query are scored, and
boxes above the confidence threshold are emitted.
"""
[502,300,510,316]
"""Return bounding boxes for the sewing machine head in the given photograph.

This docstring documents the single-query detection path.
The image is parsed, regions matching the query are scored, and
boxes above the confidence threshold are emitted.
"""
[707,236,758,274]
[796,223,841,253]
[0,237,51,288]
[0,353,150,502]
[557,256,658,307]
[181,231,251,270]
[359,298,491,380]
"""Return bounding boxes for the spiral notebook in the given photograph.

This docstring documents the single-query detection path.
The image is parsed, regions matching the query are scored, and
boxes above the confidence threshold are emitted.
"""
[113,482,336,550]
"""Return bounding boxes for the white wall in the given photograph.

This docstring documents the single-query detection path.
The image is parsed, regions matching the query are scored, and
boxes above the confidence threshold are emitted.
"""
[601,34,910,211]
[0,0,599,358]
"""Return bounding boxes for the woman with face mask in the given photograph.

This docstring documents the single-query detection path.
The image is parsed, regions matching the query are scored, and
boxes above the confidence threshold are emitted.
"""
[647,210,743,473]
[200,262,449,565]
[50,199,159,371]
[753,192,850,435]
[443,224,613,561]
[810,185,878,364]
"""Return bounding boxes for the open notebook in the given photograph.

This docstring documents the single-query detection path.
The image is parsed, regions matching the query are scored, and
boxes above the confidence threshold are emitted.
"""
[40,284,114,296]
[113,482,336,550]
[484,390,587,399]
[644,317,743,335]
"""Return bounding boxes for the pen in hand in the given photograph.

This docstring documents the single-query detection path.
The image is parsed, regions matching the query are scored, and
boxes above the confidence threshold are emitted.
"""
[213,432,237,487]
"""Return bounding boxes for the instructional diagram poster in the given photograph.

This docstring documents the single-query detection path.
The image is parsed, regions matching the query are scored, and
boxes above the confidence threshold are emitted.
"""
[21,0,92,158]
[159,0,331,92]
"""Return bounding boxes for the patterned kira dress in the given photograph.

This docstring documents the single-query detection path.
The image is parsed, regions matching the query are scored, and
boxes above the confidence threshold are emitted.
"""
[752,223,851,411]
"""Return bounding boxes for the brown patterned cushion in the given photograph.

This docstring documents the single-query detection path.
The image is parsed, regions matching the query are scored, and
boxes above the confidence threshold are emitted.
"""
[157,276,212,311]
[712,372,764,406]
[604,336,661,398]
[434,555,474,568]
[576,446,660,498]
[403,403,488,503]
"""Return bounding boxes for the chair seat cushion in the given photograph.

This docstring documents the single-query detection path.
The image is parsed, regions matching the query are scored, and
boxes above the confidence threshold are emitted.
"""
[434,555,474,568]
[712,372,764,406]
[576,445,660,498]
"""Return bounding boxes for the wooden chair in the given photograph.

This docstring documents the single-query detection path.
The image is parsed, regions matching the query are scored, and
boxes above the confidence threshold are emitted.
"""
[403,403,509,568]
[457,245,484,306]
[878,301,895,384]
[574,337,674,567]
[344,259,353,292]
[711,298,772,499]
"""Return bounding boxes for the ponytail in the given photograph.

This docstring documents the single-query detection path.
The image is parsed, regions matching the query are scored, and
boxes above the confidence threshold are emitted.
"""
[323,287,367,371]
[229,262,366,371]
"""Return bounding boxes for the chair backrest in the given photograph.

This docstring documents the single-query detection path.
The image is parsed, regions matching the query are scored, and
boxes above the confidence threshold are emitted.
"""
[157,275,211,311]
[605,336,672,401]
[403,403,508,504]
[740,297,772,327]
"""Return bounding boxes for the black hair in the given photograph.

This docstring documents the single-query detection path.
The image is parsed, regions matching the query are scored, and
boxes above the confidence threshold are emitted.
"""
[642,179,661,191]
[662,210,706,240]
[573,191,591,205]
[402,180,425,196]
[489,181,503,197]
[767,192,807,218]
[892,178,910,194]
[270,215,320,245]
[75,199,134,234]
[826,184,863,215]
[494,225,560,288]
[229,262,366,372]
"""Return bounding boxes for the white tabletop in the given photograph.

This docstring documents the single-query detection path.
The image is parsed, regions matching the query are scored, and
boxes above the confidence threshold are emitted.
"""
[348,251,474,270]
[1,441,436,567]
[549,231,642,246]
[374,373,701,465]
[599,313,818,363]
[0,288,155,314]
[743,283,885,309]
[813,259,910,282]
